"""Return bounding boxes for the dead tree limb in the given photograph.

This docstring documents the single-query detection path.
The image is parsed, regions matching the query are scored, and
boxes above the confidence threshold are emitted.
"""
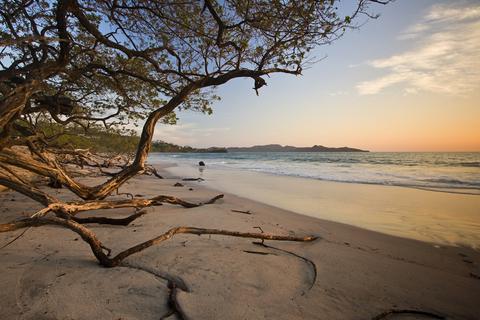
[371,309,445,320]
[0,216,112,265]
[243,250,272,255]
[165,280,189,320]
[71,210,148,226]
[0,228,30,250]
[144,165,164,179]
[231,209,252,215]
[253,241,318,291]
[0,174,223,217]
[0,217,318,268]
[57,193,224,215]
[119,262,190,320]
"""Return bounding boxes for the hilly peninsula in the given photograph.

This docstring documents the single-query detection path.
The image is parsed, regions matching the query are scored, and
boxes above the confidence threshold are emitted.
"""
[227,144,368,152]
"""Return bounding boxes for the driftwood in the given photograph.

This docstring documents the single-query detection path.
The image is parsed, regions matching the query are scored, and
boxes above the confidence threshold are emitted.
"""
[371,309,445,320]
[144,165,164,179]
[122,262,190,320]
[0,216,318,268]
[231,209,252,215]
[71,210,148,226]
[0,173,224,217]
[243,250,273,255]
[253,239,318,291]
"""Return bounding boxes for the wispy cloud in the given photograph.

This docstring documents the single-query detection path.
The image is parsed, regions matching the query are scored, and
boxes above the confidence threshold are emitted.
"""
[397,23,430,40]
[153,122,230,146]
[357,2,480,96]
[329,90,349,97]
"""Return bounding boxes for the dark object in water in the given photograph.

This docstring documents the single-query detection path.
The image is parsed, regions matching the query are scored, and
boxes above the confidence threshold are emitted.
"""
[174,182,184,187]
[198,161,205,166]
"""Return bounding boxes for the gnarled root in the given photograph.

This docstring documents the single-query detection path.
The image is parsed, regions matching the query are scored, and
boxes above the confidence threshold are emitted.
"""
[30,194,224,219]
[71,210,148,226]
[372,309,445,320]
[0,216,318,268]
[253,241,318,291]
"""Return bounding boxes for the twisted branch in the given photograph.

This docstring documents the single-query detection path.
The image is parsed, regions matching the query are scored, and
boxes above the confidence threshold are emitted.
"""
[0,216,318,268]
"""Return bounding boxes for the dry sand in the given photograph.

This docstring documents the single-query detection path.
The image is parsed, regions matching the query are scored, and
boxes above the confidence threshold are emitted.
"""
[0,169,479,319]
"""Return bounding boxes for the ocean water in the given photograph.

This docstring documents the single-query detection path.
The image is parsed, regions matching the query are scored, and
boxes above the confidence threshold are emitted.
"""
[148,152,480,192]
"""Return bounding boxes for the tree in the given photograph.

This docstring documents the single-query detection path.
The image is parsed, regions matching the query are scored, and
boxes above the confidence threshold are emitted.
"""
[0,0,389,274]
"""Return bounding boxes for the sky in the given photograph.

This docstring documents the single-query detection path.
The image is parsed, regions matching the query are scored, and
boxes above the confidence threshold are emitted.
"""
[152,0,480,152]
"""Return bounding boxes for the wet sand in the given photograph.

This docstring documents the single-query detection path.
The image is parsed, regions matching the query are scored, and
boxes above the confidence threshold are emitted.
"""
[0,168,479,319]
[164,164,480,248]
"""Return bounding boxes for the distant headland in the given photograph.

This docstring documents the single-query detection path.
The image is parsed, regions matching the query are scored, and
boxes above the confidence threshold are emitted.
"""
[151,142,368,153]
[227,144,369,153]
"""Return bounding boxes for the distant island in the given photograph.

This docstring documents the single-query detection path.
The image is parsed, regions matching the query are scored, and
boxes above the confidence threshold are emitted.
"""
[151,142,368,153]
[227,144,369,152]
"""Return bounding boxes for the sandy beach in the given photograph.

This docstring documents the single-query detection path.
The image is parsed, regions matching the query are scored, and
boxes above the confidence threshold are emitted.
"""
[1,167,479,319]
[2,0,480,319]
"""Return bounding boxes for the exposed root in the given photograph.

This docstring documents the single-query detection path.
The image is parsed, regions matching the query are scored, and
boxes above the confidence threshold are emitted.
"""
[122,263,189,291]
[0,227,30,250]
[71,210,148,226]
[0,217,318,268]
[120,262,190,320]
[253,241,318,291]
[202,194,224,205]
[115,188,134,199]
[231,209,252,215]
[243,250,274,255]
[372,309,445,320]
[144,165,164,179]
[164,281,189,320]
[28,193,224,218]
[111,226,318,267]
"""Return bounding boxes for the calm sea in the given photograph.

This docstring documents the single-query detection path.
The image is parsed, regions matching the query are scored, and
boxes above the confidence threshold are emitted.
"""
[148,152,480,192]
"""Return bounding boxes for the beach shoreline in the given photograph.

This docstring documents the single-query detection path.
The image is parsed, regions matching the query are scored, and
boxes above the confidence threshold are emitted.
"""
[1,167,479,319]
[160,162,480,249]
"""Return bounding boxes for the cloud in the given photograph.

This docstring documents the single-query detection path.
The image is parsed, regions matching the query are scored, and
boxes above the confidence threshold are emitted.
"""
[357,2,480,96]
[425,3,480,22]
[329,90,349,97]
[397,23,430,40]
[153,122,230,146]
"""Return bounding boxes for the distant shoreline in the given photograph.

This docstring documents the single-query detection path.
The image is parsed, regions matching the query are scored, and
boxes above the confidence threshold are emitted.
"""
[152,143,368,153]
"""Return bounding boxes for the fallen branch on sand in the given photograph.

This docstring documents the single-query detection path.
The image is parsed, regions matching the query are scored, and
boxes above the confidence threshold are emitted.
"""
[122,262,190,320]
[231,209,253,215]
[71,210,148,226]
[371,309,445,320]
[253,241,318,291]
[0,216,318,268]
[243,250,274,255]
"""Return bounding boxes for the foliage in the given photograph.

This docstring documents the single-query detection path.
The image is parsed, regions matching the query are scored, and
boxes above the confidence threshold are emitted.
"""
[54,126,140,154]
[151,141,227,153]
[0,0,390,200]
